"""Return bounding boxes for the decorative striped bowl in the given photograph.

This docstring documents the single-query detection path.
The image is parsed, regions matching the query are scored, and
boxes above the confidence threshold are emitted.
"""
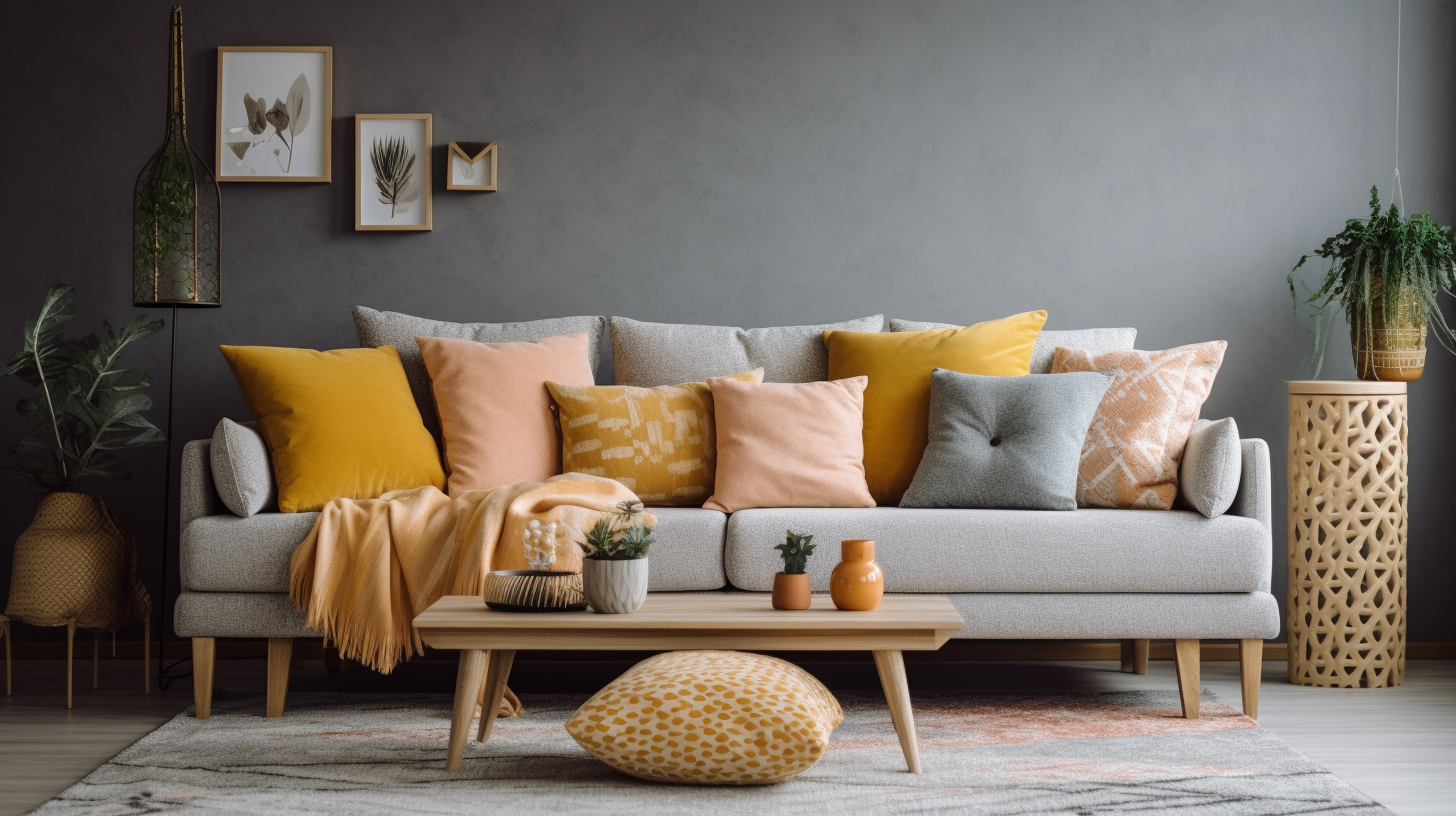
[482,569,586,612]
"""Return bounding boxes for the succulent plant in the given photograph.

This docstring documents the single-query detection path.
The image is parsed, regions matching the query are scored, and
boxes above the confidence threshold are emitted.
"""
[774,530,815,575]
[578,501,656,561]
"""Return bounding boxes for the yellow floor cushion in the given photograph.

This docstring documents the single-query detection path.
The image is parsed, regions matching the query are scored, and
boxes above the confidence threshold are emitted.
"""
[565,650,843,785]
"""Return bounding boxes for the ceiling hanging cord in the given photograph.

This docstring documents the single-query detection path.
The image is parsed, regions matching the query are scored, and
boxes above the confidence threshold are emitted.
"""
[1389,0,1405,213]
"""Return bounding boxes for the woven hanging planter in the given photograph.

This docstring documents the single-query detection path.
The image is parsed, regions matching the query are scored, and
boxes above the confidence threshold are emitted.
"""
[4,492,150,632]
[1351,280,1426,382]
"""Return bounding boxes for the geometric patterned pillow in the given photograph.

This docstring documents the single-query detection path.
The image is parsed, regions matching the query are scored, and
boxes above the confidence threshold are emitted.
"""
[565,650,843,785]
[1160,341,1228,480]
[1051,347,1194,509]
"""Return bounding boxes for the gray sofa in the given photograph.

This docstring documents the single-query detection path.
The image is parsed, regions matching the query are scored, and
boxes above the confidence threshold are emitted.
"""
[176,434,1277,721]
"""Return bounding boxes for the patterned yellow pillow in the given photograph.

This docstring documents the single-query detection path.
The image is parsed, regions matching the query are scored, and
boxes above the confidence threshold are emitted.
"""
[546,369,762,506]
[565,650,843,785]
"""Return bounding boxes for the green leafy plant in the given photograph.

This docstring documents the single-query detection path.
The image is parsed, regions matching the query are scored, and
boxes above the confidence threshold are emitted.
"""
[3,284,166,491]
[578,500,656,561]
[1289,185,1456,377]
[133,147,197,298]
[774,530,815,575]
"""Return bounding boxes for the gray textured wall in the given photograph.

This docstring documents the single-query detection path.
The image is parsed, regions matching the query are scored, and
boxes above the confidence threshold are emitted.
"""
[2,1,1453,642]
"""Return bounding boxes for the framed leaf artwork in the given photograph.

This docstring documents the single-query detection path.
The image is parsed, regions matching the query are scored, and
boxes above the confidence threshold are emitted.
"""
[356,114,432,231]
[446,141,497,191]
[215,46,332,182]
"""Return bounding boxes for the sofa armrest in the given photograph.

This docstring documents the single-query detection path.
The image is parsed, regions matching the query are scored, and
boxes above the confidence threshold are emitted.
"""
[1227,438,1271,533]
[181,439,221,529]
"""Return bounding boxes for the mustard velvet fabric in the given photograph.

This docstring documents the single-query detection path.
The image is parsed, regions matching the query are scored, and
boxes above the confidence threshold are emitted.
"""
[546,369,762,506]
[219,345,445,513]
[824,310,1047,505]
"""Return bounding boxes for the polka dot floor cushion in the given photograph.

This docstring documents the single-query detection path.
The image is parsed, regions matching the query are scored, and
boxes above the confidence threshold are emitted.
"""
[565,650,843,785]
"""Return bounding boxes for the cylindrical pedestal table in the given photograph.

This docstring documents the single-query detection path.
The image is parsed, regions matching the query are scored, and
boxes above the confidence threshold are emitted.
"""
[1286,380,1407,688]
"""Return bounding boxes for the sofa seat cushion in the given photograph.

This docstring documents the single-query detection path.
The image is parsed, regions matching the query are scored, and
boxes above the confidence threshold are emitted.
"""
[182,506,729,594]
[725,507,1270,594]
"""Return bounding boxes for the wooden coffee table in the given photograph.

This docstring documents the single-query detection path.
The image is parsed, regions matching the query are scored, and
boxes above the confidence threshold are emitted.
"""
[414,593,963,773]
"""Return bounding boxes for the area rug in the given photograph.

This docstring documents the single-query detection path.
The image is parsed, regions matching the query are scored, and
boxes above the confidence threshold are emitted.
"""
[35,690,1391,815]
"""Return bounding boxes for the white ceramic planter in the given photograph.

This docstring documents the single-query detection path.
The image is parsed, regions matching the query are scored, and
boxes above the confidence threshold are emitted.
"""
[581,557,648,613]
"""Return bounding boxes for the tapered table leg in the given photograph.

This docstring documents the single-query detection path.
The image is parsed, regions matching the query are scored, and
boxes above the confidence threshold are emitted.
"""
[872,649,920,773]
[477,650,517,742]
[446,650,488,772]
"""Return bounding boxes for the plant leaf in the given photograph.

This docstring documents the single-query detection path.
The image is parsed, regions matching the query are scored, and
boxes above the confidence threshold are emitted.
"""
[75,449,130,482]
[285,73,310,138]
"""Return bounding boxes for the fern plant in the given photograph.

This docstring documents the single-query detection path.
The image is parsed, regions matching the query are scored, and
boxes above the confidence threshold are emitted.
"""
[774,530,815,575]
[1289,185,1456,377]
[578,500,656,560]
[3,284,166,491]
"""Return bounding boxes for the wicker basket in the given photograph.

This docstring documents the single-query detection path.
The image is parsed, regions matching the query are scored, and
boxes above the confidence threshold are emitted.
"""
[1351,282,1426,382]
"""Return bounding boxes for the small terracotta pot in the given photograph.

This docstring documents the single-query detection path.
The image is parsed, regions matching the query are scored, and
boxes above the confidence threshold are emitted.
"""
[830,539,883,611]
[771,572,811,610]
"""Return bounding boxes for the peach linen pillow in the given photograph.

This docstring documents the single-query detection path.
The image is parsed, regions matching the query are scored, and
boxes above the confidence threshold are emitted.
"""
[703,376,876,513]
[1051,347,1193,510]
[418,333,595,495]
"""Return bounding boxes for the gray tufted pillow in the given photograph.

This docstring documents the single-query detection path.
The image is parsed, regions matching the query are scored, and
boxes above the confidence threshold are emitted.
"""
[610,315,883,387]
[1177,417,1243,518]
[354,306,606,436]
[889,319,1136,374]
[210,418,276,517]
[900,369,1111,510]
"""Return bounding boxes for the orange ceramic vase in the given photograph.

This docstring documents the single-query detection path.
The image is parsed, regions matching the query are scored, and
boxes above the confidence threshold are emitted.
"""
[830,539,883,611]
[771,572,811,610]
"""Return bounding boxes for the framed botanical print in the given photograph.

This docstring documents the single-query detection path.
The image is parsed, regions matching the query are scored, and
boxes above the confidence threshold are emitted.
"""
[445,141,497,191]
[356,114,432,231]
[216,46,332,182]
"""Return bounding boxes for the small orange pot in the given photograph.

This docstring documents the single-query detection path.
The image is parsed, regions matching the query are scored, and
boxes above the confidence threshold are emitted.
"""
[830,539,883,611]
[771,572,811,610]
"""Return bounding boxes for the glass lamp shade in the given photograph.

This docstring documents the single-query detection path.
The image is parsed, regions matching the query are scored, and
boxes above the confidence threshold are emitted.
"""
[133,6,220,308]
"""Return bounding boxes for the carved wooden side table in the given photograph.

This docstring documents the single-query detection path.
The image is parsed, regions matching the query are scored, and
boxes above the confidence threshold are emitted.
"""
[1286,380,1407,688]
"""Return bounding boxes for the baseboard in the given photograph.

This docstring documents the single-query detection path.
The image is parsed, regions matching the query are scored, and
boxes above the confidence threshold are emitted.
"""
[10,639,1456,661]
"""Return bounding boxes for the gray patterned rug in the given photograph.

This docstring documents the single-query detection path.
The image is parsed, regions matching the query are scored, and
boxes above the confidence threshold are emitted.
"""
[35,690,1391,815]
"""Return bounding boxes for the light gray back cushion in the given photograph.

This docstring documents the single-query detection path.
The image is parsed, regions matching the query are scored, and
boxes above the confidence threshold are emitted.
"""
[889,319,1137,374]
[210,418,275,517]
[610,315,884,386]
[354,306,606,435]
[1178,417,1243,518]
[901,369,1111,511]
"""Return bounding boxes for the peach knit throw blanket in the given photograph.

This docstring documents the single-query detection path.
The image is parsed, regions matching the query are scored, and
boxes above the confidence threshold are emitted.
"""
[290,474,638,682]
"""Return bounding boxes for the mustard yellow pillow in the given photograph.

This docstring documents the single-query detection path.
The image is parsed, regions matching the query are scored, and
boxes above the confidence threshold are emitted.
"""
[546,369,762,505]
[824,310,1047,505]
[219,345,444,512]
[565,650,843,785]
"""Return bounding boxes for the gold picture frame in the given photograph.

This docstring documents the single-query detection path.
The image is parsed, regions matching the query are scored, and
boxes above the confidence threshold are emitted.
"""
[356,114,432,231]
[445,141,497,191]
[215,46,332,182]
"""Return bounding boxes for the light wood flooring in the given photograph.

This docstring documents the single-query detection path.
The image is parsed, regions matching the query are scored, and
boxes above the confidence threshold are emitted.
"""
[2,656,1453,815]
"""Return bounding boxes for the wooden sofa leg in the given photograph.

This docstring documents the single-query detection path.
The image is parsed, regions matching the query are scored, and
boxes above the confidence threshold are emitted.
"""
[1173,639,1200,719]
[1239,639,1262,719]
[193,637,215,719]
[266,638,293,718]
[1120,639,1149,674]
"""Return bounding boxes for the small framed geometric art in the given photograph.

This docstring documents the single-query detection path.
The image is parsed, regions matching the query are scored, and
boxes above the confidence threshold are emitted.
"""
[216,46,332,182]
[356,114,432,231]
[446,142,497,191]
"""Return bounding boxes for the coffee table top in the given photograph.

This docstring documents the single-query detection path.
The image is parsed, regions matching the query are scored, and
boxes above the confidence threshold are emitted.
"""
[414,593,963,651]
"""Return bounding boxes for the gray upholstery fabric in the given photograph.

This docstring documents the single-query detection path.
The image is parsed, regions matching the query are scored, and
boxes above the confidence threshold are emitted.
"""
[888,321,1137,374]
[174,591,318,639]
[901,370,1110,510]
[1228,438,1271,532]
[180,505,728,595]
[725,506,1271,593]
[182,512,321,592]
[181,439,221,531]
[941,591,1280,639]
[209,418,275,517]
[610,314,883,387]
[1177,418,1243,518]
[354,305,606,435]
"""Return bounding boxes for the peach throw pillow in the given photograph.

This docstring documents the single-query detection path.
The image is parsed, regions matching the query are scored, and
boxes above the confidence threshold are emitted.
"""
[703,376,875,513]
[418,333,595,495]
[1051,347,1192,509]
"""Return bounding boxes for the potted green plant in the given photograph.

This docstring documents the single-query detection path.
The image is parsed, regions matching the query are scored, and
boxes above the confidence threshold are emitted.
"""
[1289,186,1456,381]
[3,284,163,637]
[771,531,815,610]
[578,501,656,614]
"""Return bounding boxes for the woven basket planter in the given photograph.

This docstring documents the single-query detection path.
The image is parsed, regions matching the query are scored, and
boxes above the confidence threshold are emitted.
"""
[1351,282,1426,382]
